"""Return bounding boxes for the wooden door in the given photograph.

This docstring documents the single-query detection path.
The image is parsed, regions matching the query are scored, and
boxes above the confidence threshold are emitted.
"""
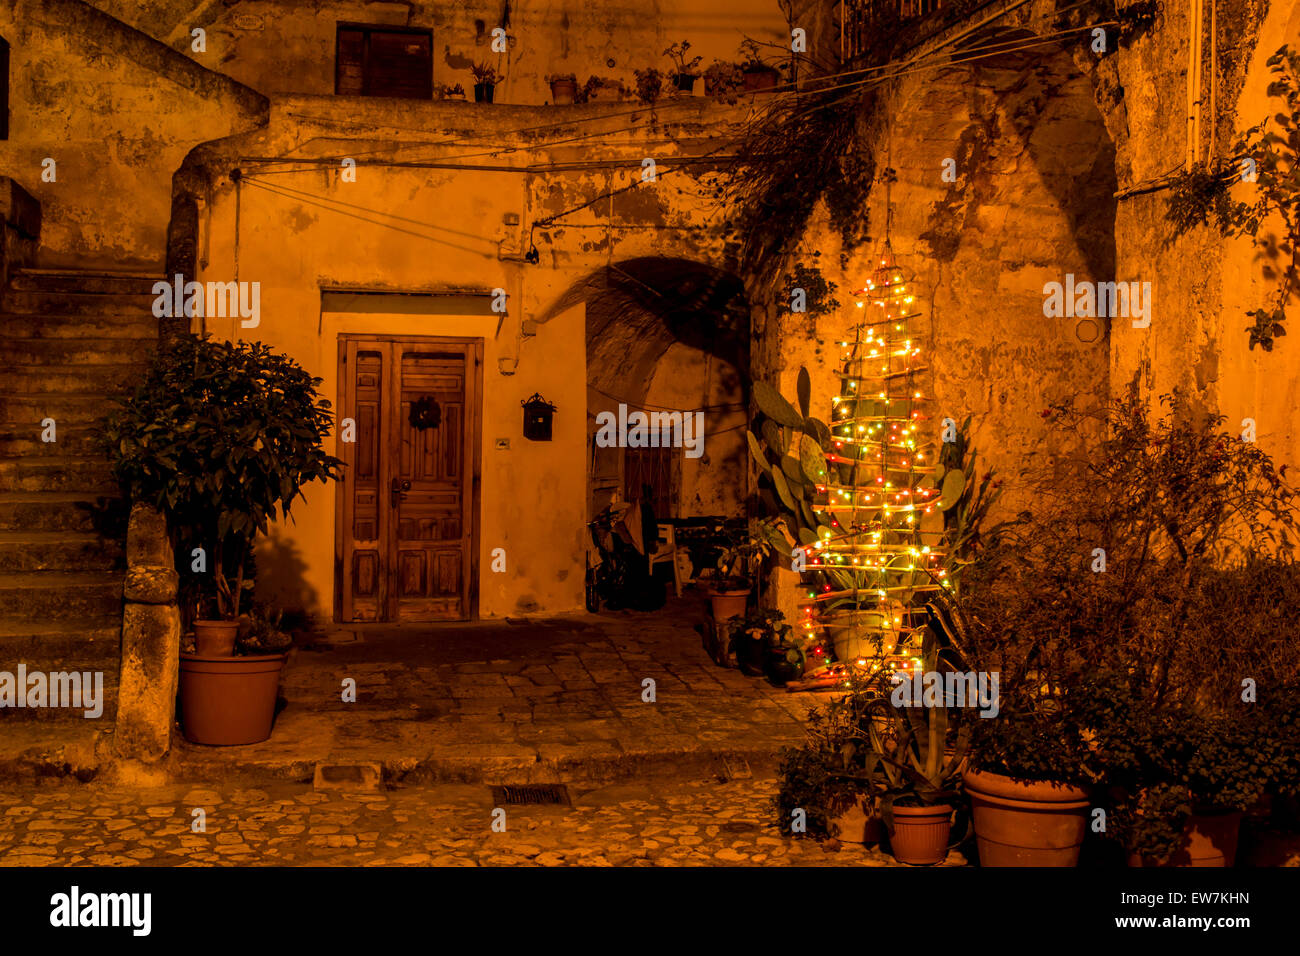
[337,336,481,622]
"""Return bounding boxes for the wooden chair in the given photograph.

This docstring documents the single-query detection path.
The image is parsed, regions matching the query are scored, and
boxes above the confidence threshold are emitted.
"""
[648,523,682,597]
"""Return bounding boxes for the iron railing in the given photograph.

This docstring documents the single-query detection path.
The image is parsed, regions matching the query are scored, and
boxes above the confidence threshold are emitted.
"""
[838,0,947,61]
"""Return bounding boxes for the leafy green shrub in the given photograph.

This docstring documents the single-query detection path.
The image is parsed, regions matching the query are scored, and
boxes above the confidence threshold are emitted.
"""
[105,334,342,620]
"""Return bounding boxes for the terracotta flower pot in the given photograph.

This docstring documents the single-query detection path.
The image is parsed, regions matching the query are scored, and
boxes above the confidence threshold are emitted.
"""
[704,587,749,622]
[1127,810,1243,867]
[179,651,286,746]
[964,769,1091,867]
[673,73,697,93]
[474,82,494,103]
[887,803,953,865]
[549,78,577,104]
[193,619,238,657]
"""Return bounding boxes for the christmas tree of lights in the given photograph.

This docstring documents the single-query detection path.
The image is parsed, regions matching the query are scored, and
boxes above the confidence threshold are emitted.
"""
[794,241,951,679]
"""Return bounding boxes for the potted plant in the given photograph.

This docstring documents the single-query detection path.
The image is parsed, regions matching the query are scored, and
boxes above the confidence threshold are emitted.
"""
[738,39,780,92]
[703,59,743,101]
[105,333,341,746]
[441,83,466,101]
[864,628,970,865]
[633,67,663,105]
[952,393,1300,867]
[663,41,702,93]
[775,689,881,843]
[936,590,1095,867]
[470,63,500,102]
[580,75,621,103]
[698,523,771,622]
[547,72,578,104]
[733,606,797,680]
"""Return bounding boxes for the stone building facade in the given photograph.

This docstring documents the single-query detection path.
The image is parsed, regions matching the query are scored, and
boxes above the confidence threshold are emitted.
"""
[1,0,1297,740]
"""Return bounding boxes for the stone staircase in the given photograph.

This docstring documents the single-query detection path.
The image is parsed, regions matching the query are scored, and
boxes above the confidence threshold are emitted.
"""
[0,269,160,723]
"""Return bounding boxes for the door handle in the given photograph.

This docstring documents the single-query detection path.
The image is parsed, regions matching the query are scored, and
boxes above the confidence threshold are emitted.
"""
[390,477,411,506]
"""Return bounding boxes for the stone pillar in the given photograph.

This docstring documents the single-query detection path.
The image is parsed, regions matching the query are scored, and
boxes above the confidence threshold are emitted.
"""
[114,503,181,764]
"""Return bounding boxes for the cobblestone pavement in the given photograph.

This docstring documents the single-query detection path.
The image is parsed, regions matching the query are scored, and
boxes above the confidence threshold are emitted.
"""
[0,774,966,867]
[166,604,823,783]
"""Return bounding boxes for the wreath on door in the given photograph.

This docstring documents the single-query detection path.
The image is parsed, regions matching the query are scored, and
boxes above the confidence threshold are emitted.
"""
[409,395,442,430]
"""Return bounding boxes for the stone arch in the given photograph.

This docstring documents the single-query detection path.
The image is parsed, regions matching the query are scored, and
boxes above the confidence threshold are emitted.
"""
[543,257,752,521]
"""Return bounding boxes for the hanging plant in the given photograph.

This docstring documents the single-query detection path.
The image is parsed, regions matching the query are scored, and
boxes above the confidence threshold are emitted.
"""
[1165,45,1300,351]
[777,257,841,319]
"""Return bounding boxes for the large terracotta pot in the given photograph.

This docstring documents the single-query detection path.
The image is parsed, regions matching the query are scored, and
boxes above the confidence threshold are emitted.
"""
[887,803,953,865]
[1128,810,1243,867]
[549,77,578,104]
[704,587,749,622]
[179,651,286,746]
[964,769,1091,867]
[193,619,238,657]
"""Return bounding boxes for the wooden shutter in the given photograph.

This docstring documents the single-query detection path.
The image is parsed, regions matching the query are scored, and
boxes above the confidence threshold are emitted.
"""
[335,25,432,100]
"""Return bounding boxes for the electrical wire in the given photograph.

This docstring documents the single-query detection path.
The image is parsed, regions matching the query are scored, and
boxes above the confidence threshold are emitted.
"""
[243,17,1117,175]
[237,21,1124,241]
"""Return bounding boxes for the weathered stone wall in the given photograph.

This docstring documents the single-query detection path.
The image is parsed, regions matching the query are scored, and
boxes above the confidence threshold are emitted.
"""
[1108,0,1300,477]
[190,94,748,619]
[0,0,266,270]
[773,41,1117,515]
[88,0,791,104]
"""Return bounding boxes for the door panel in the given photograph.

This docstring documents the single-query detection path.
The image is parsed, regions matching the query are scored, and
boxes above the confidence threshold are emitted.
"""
[392,348,471,621]
[338,337,481,623]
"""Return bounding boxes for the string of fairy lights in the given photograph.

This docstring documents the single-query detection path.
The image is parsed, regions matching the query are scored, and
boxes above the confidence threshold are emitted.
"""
[796,242,946,681]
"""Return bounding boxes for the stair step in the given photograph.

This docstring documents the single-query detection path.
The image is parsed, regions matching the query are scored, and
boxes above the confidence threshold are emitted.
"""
[0,457,116,493]
[0,531,123,572]
[0,365,144,395]
[0,312,158,339]
[8,269,161,296]
[0,572,123,620]
[0,393,129,426]
[0,426,112,457]
[0,338,155,365]
[0,290,159,315]
[0,622,121,722]
[0,493,121,533]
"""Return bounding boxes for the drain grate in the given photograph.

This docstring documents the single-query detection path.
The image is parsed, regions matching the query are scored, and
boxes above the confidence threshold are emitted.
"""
[490,784,571,806]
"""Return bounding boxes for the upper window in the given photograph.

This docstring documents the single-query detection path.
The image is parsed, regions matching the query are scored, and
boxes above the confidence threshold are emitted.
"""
[336,24,433,100]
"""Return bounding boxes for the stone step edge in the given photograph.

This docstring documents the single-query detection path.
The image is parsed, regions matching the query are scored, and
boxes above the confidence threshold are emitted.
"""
[0,741,786,787]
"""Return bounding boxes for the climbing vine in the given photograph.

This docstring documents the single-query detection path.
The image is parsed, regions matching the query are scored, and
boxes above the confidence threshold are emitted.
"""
[1165,45,1300,351]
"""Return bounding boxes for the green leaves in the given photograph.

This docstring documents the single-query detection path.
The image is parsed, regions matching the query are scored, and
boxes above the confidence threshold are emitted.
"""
[103,331,343,556]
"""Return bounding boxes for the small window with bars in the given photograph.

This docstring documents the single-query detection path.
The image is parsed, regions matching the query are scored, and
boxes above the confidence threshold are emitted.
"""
[335,24,433,100]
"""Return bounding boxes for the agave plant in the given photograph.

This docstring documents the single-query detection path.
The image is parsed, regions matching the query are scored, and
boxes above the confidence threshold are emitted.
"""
[863,623,971,817]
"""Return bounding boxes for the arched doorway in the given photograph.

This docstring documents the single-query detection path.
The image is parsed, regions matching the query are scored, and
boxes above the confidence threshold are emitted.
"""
[546,256,752,524]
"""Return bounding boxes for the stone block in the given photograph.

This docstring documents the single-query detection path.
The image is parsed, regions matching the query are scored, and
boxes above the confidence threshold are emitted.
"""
[113,603,181,763]
[313,762,383,792]
[123,565,178,604]
[125,503,173,567]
